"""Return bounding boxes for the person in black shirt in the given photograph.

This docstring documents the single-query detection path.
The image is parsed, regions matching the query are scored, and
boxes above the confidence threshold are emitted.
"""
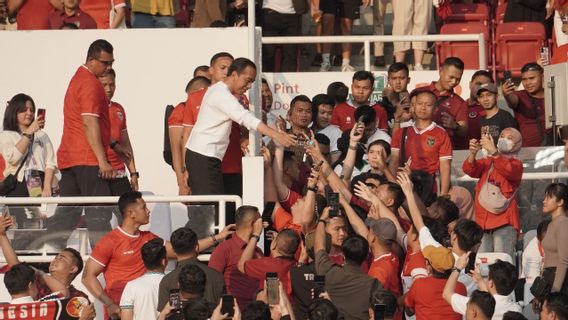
[475,83,518,143]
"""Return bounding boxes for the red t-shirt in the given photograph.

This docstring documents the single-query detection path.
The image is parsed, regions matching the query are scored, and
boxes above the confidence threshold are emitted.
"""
[455,100,485,150]
[280,189,302,213]
[80,0,126,29]
[168,102,185,128]
[391,123,453,175]
[15,0,55,30]
[368,252,401,297]
[513,90,548,147]
[331,101,388,132]
[89,227,158,305]
[107,102,127,170]
[401,250,427,294]
[208,234,262,309]
[404,277,466,320]
[244,256,297,296]
[182,88,207,127]
[48,9,98,29]
[58,66,110,170]
[273,206,303,235]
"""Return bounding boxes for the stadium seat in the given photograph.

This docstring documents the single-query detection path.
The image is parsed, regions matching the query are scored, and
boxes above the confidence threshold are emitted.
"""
[443,3,491,25]
[436,22,491,70]
[476,252,514,265]
[495,1,507,24]
[494,22,547,78]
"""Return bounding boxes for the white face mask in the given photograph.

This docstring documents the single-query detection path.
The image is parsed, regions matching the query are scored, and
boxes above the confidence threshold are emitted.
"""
[497,138,515,153]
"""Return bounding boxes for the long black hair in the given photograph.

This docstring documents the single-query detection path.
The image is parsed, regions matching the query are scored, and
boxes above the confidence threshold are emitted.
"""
[4,93,35,133]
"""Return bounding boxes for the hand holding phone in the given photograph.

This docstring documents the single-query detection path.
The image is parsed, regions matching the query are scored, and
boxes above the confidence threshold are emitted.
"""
[373,304,386,320]
[37,108,46,129]
[169,289,181,313]
[221,294,235,317]
[266,272,280,305]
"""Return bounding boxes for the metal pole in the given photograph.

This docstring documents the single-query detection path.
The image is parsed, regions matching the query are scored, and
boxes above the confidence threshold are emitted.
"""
[248,0,262,156]
[364,41,371,71]
[478,33,487,70]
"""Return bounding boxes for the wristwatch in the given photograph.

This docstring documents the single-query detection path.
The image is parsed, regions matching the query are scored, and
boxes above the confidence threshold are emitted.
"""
[22,133,33,139]
[452,267,462,273]
[130,172,140,178]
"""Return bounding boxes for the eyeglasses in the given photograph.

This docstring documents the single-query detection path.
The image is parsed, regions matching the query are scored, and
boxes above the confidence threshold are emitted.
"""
[96,58,115,66]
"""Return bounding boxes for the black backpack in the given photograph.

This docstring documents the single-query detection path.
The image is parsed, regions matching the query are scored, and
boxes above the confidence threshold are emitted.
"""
[163,104,175,166]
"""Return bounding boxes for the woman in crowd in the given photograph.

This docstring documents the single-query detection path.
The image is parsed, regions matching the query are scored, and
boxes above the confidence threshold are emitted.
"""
[0,94,56,226]
[541,182,568,294]
[462,127,523,260]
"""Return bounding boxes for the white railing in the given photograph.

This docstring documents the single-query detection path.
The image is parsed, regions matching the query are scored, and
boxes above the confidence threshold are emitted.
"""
[261,34,487,71]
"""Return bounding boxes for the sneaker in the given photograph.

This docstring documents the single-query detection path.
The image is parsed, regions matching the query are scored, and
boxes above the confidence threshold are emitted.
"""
[373,56,385,67]
[414,64,424,71]
[341,64,355,72]
[320,61,332,72]
[312,53,323,67]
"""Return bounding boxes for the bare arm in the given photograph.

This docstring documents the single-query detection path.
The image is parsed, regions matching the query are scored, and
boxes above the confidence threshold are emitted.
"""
[181,126,193,173]
[197,225,235,253]
[340,196,368,238]
[442,270,461,304]
[502,81,519,109]
[340,123,364,183]
[120,310,133,320]
[439,159,451,196]
[0,218,19,266]
[7,0,24,15]
[110,6,126,28]
[272,146,290,202]
[82,115,114,179]
[237,218,263,273]
[389,151,400,178]
[82,259,120,317]
[397,172,425,231]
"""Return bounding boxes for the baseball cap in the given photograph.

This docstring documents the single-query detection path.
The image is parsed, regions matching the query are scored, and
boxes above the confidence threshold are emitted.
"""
[368,218,397,244]
[422,245,455,273]
[475,83,498,96]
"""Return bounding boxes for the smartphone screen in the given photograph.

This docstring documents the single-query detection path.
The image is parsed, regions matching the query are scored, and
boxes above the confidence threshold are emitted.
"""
[374,304,386,320]
[37,108,46,128]
[313,275,325,300]
[326,192,340,217]
[266,272,279,305]
[221,294,234,317]
[169,289,181,312]
[480,264,490,278]
[503,70,512,82]
[464,252,477,274]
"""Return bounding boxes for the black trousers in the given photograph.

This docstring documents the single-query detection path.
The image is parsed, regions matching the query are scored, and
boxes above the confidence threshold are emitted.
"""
[186,149,224,195]
[223,173,242,225]
[261,9,301,72]
[46,166,116,250]
[6,171,45,229]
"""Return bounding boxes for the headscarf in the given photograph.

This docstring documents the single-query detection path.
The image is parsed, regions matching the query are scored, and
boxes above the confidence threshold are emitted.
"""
[498,127,522,157]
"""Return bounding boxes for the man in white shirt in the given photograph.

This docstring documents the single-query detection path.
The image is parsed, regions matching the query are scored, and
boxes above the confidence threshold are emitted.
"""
[120,238,166,320]
[186,57,296,195]
[311,93,343,163]
[443,255,522,320]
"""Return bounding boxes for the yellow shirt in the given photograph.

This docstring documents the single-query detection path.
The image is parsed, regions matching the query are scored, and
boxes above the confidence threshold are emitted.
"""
[131,0,177,16]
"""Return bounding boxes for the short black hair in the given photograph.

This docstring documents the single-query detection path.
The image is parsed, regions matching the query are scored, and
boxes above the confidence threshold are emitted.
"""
[314,133,330,146]
[235,205,259,227]
[383,182,405,210]
[423,216,450,247]
[210,52,234,66]
[312,93,335,121]
[308,299,339,320]
[537,219,550,242]
[435,196,460,225]
[502,311,527,320]
[469,290,495,319]
[4,93,35,133]
[227,57,256,76]
[186,76,211,93]
[243,301,271,320]
[368,139,391,158]
[4,263,35,295]
[388,62,409,76]
[141,238,166,270]
[60,22,79,29]
[341,234,369,265]
[453,219,483,251]
[353,105,376,126]
[118,191,143,217]
[87,39,113,60]
[193,65,209,77]
[544,292,568,320]
[179,264,206,295]
[183,298,212,320]
[488,260,518,295]
[62,248,83,279]
[471,70,494,83]
[276,229,300,256]
[290,94,312,114]
[521,62,544,74]
[545,183,568,211]
[352,71,375,87]
[327,82,349,104]
[442,57,465,71]
[170,227,198,255]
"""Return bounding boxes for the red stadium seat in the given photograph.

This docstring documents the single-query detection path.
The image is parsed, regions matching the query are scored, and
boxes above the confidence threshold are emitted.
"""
[495,1,507,24]
[443,3,490,25]
[494,22,546,78]
[436,22,491,70]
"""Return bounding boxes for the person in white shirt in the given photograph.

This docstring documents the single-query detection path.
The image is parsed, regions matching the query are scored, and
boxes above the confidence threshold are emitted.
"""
[120,238,167,320]
[186,57,296,195]
[311,93,343,163]
[444,254,522,320]
[4,263,38,304]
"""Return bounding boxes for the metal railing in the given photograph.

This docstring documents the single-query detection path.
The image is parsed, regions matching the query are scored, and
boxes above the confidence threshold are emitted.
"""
[261,34,487,71]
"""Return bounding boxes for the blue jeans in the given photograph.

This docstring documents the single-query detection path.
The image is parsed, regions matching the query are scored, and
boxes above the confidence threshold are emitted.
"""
[478,224,517,263]
[132,12,176,28]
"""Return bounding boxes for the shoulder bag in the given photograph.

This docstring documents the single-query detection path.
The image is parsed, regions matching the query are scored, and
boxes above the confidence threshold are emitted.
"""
[478,163,517,214]
[0,139,32,196]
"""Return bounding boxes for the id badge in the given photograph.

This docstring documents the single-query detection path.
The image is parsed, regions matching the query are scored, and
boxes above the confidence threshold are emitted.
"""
[25,170,42,197]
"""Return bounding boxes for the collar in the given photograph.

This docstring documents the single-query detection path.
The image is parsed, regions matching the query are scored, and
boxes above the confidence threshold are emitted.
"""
[117,226,140,238]
[80,64,93,74]
[493,294,516,303]
[430,81,454,97]
[412,122,436,134]
[343,262,365,274]
[373,252,392,262]
[11,296,34,304]
[346,99,370,108]
[177,257,200,266]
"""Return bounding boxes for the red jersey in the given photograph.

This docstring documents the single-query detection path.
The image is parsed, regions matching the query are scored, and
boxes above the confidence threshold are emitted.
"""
[244,256,297,296]
[58,66,110,170]
[401,249,427,294]
[513,90,548,147]
[273,206,303,235]
[391,122,453,175]
[107,102,127,171]
[80,0,126,29]
[48,8,97,29]
[331,101,388,132]
[182,88,207,127]
[368,252,401,297]
[455,99,485,150]
[405,277,466,320]
[15,0,54,30]
[462,154,523,230]
[90,227,158,305]
[168,102,185,128]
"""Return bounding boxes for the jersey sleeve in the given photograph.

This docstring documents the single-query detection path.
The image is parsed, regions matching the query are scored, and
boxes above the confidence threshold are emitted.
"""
[79,80,106,117]
[118,104,127,131]
[390,128,403,151]
[243,259,266,281]
[438,130,453,160]
[168,104,184,128]
[182,94,196,126]
[208,242,227,274]
[90,235,114,268]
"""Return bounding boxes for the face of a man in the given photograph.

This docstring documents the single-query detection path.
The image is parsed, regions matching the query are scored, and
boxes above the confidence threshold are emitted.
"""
[540,301,552,320]
[325,217,347,247]
[351,79,373,104]
[230,66,256,96]
[99,74,116,101]
[413,93,436,121]
[289,101,312,129]
[469,75,492,100]
[261,83,273,112]
[49,250,77,278]
[209,57,233,83]
[89,51,114,77]
[129,198,151,225]
[438,65,463,91]
[465,302,476,320]
[521,70,544,94]
[316,104,333,129]
[388,70,410,93]
[63,0,80,10]
[477,91,497,110]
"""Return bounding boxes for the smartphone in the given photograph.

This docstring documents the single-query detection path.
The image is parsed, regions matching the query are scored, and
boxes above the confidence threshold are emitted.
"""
[37,108,46,128]
[326,191,340,217]
[266,272,280,305]
[373,304,386,320]
[479,263,490,278]
[313,275,325,300]
[464,251,477,274]
[169,289,181,312]
[503,70,512,83]
[540,47,550,65]
[353,116,365,136]
[221,294,235,317]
